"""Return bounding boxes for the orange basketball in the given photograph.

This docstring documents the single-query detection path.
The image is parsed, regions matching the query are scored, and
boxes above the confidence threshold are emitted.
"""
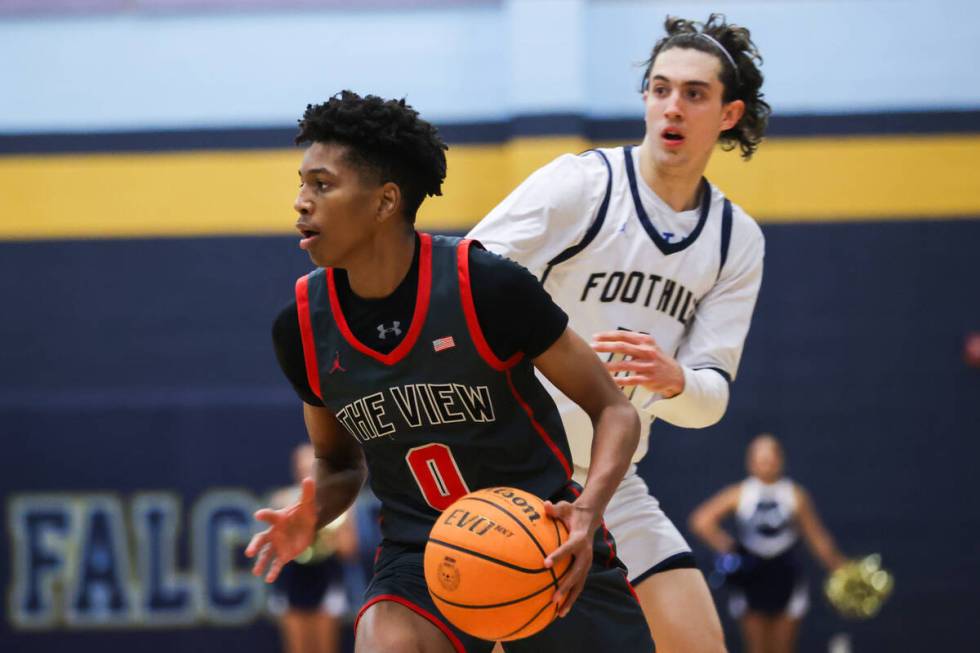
[423,486,570,642]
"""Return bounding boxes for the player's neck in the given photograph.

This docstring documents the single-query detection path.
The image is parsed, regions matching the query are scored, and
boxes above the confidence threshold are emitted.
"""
[637,145,708,212]
[345,226,416,299]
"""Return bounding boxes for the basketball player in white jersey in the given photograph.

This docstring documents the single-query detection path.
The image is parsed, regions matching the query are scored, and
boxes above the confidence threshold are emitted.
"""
[689,435,846,653]
[468,14,771,653]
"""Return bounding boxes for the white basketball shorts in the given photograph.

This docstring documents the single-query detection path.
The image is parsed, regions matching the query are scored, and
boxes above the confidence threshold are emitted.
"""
[574,464,692,583]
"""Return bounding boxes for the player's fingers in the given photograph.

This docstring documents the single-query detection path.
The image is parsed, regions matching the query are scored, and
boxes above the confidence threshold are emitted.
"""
[264,556,287,583]
[299,477,316,505]
[592,331,657,347]
[605,360,654,373]
[544,530,585,568]
[591,341,654,359]
[542,500,570,519]
[558,575,588,617]
[614,375,658,387]
[254,508,282,526]
[251,543,274,577]
[554,553,590,615]
[244,529,270,557]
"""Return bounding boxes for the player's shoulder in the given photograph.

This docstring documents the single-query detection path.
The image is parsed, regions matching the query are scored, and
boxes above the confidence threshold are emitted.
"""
[467,240,535,280]
[714,188,765,251]
[535,148,612,184]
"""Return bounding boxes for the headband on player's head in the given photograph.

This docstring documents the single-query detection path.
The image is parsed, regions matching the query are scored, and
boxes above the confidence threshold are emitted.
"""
[642,31,742,92]
[697,33,741,86]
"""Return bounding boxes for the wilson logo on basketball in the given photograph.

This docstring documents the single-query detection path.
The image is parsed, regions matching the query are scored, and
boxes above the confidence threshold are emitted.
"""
[491,488,542,522]
[437,558,461,591]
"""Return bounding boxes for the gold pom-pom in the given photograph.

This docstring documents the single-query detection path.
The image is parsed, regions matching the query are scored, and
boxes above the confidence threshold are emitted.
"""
[824,554,894,619]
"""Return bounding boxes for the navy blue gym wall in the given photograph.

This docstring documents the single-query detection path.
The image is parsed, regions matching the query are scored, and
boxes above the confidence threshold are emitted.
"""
[2,219,979,651]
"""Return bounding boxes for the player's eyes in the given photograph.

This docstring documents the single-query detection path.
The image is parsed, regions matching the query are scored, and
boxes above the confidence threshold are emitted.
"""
[653,86,669,96]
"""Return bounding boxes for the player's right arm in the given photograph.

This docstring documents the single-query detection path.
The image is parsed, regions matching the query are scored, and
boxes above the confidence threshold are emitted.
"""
[245,406,366,582]
[245,306,368,583]
[688,483,741,555]
[304,403,368,531]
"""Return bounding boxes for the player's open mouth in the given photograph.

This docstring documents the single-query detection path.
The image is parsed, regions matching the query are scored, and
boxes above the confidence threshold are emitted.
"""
[296,223,321,250]
[661,128,685,147]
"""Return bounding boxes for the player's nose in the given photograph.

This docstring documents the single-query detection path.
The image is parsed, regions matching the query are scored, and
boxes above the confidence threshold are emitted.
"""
[293,192,311,215]
[663,90,683,118]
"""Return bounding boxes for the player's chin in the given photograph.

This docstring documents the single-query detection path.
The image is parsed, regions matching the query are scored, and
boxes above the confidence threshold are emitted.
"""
[306,244,331,268]
[654,146,686,164]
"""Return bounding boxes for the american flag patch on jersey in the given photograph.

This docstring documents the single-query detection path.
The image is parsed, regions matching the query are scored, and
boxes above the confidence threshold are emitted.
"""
[432,336,455,352]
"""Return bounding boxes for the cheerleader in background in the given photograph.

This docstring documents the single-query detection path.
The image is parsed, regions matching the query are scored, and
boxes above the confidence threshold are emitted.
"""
[689,434,846,653]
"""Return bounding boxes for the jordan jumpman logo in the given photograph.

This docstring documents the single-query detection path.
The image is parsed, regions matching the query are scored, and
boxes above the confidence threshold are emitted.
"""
[329,350,346,374]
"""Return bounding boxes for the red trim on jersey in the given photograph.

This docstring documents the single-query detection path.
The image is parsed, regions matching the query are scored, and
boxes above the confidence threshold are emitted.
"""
[506,369,572,478]
[295,274,323,400]
[456,239,523,371]
[355,594,465,653]
[326,233,433,366]
[625,574,641,604]
[601,524,617,567]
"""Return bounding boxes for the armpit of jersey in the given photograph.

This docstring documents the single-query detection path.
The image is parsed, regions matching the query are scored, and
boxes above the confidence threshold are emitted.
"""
[468,152,610,277]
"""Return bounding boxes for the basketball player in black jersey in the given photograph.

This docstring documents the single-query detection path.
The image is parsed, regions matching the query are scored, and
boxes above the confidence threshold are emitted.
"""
[245,91,653,653]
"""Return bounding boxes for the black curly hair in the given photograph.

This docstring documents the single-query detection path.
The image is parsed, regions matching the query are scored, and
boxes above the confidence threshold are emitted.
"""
[641,14,771,160]
[295,91,448,222]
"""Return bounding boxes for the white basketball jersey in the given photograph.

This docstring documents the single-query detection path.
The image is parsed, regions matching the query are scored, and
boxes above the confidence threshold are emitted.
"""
[735,477,799,558]
[469,146,764,468]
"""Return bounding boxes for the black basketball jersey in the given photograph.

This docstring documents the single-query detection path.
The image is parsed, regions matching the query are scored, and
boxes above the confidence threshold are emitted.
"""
[295,233,573,546]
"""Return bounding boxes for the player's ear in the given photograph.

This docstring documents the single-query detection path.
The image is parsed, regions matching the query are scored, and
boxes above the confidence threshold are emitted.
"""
[376,182,401,223]
[721,99,745,131]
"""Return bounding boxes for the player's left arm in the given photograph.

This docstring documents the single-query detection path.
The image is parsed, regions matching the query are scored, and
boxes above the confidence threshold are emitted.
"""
[595,216,765,428]
[795,485,847,571]
[533,327,641,616]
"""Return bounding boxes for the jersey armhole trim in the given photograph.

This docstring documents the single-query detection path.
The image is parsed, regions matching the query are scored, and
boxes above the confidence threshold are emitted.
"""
[456,238,524,371]
[295,274,323,401]
[693,366,733,384]
[540,149,613,285]
[717,198,733,280]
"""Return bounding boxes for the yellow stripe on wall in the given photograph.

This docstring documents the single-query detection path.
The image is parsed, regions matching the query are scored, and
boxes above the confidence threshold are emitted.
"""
[0,150,301,240]
[1,134,977,240]
[702,135,980,222]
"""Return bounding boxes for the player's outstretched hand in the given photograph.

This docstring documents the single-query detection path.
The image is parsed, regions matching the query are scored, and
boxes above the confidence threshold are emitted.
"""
[542,499,597,618]
[591,330,685,398]
[245,477,318,583]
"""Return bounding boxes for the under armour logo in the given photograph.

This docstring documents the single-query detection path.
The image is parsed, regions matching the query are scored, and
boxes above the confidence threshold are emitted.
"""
[377,321,403,340]
[329,351,346,374]
[662,231,675,243]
